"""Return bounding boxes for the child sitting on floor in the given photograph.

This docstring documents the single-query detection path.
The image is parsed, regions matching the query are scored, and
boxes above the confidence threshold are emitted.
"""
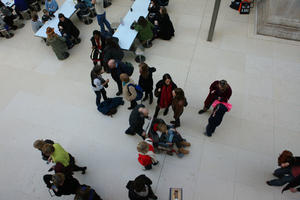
[137,138,159,170]
[156,121,191,155]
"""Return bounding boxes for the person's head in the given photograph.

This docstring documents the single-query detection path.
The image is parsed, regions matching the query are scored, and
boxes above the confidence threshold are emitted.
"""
[120,73,129,83]
[133,176,147,192]
[108,59,116,69]
[137,16,148,27]
[43,9,49,15]
[160,7,167,15]
[92,65,102,76]
[42,143,55,156]
[33,139,46,150]
[74,186,94,200]
[162,73,172,85]
[139,63,149,79]
[32,13,38,22]
[218,80,228,91]
[46,27,56,38]
[47,0,51,2]
[137,141,149,154]
[138,107,149,117]
[93,30,101,40]
[156,122,168,133]
[173,88,185,99]
[52,173,65,186]
[58,13,65,22]
[278,150,294,167]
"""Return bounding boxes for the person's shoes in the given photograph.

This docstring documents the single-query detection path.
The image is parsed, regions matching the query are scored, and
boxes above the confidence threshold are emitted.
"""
[204,132,212,137]
[125,132,135,135]
[198,109,207,114]
[149,96,153,104]
[181,141,191,147]
[153,161,159,166]
[116,91,122,96]
[163,108,169,116]
[74,38,81,44]
[178,147,189,154]
[64,52,70,59]
[81,167,87,174]
[170,121,176,124]
[142,95,148,101]
[266,181,272,186]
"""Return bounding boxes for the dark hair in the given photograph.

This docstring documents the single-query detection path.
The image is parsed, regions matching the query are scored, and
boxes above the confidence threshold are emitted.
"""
[174,88,185,101]
[137,16,148,28]
[160,7,167,15]
[58,13,64,18]
[278,150,294,166]
[32,13,39,21]
[93,30,101,36]
[90,65,102,87]
[140,63,149,79]
[106,37,120,49]
[162,73,173,83]
[133,176,146,192]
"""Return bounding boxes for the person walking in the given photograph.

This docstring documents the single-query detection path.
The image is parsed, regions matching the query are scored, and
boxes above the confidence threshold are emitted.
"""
[92,0,113,34]
[138,63,156,105]
[153,73,177,118]
[171,88,187,128]
[90,65,109,107]
[198,80,232,114]
[33,139,54,161]
[126,174,158,200]
[46,27,69,60]
[125,104,150,138]
[204,99,232,137]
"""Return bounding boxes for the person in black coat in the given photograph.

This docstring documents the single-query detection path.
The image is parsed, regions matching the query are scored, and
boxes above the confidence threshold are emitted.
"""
[90,30,106,66]
[205,102,229,137]
[107,59,133,96]
[58,13,81,46]
[155,7,174,40]
[154,73,177,118]
[282,175,300,193]
[138,63,156,104]
[125,104,150,138]
[43,173,80,197]
[126,174,157,200]
[148,0,160,24]
[103,37,124,70]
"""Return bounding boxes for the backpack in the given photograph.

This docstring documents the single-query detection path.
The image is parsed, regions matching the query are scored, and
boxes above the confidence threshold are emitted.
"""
[122,62,134,76]
[238,0,250,14]
[127,83,143,101]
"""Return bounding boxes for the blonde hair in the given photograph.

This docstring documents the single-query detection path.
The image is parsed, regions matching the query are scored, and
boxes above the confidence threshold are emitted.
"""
[156,123,167,133]
[42,143,55,156]
[137,141,149,154]
[33,140,46,150]
[120,73,129,82]
[52,173,65,186]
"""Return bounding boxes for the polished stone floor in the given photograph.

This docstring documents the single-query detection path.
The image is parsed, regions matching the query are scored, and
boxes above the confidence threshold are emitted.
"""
[0,0,300,199]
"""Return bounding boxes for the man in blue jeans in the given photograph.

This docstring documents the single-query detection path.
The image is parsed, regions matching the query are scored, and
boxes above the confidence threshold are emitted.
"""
[92,0,113,34]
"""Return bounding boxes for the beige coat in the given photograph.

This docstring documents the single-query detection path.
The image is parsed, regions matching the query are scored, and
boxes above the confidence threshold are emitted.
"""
[122,79,137,101]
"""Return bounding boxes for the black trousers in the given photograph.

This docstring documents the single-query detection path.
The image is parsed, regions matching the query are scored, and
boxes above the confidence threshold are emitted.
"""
[68,154,85,173]
[206,123,217,136]
[94,89,108,106]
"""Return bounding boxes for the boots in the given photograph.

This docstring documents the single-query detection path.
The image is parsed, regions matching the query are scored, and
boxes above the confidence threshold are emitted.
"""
[170,118,180,127]
[198,108,208,114]
[142,93,148,101]
[180,141,191,147]
[149,92,153,104]
[163,107,169,116]
[81,167,87,174]
[178,148,189,154]
[153,106,160,118]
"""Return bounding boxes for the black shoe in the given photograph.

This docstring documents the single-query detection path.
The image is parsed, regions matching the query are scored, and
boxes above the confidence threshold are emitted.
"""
[81,167,87,174]
[149,96,153,104]
[104,2,111,8]
[266,181,272,186]
[116,91,122,96]
[153,161,159,166]
[198,109,207,114]
[170,121,176,124]
[142,95,148,101]
[163,108,169,116]
[128,106,134,110]
[174,123,180,128]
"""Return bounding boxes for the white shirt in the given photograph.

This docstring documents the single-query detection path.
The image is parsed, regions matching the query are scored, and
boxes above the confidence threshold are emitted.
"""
[92,77,104,91]
[94,0,104,15]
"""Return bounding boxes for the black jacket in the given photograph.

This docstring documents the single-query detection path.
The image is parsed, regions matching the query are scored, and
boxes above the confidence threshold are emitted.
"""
[157,13,174,40]
[103,37,124,64]
[154,79,177,104]
[129,104,147,135]
[44,174,80,197]
[282,175,300,193]
[208,103,228,127]
[126,175,153,200]
[111,61,132,82]
[90,35,106,50]
[138,67,156,92]
[58,18,80,38]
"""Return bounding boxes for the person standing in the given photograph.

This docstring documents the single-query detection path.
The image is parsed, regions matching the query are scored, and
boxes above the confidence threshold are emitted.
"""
[46,27,69,60]
[204,100,232,137]
[58,13,81,46]
[125,104,150,138]
[90,65,109,107]
[92,0,113,34]
[171,88,187,128]
[198,80,232,114]
[120,73,138,110]
[138,63,156,105]
[74,185,103,200]
[33,139,54,161]
[153,73,177,118]
[107,59,133,96]
[126,174,158,200]
[90,30,106,66]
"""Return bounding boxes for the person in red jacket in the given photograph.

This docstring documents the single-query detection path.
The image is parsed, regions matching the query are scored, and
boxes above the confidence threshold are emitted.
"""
[137,138,159,170]
[198,80,232,114]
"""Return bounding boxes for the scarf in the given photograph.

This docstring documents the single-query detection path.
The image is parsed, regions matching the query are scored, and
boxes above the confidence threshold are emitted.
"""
[159,84,173,108]
[212,100,232,111]
[95,38,102,50]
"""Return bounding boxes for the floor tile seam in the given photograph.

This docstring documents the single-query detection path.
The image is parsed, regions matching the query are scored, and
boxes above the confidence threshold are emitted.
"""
[154,153,167,192]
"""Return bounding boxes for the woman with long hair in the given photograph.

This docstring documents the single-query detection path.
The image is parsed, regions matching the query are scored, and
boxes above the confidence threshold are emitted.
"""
[138,63,156,104]
[171,88,187,127]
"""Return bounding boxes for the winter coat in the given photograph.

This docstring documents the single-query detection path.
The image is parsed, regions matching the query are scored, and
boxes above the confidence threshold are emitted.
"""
[103,45,124,64]
[129,104,147,134]
[90,36,106,50]
[122,79,137,102]
[110,61,132,83]
[58,18,80,38]
[14,0,28,12]
[172,97,187,119]
[208,103,228,127]
[138,67,156,92]
[138,139,157,167]
[157,13,175,40]
[126,175,153,200]
[154,80,177,105]
[44,174,80,197]
[46,36,68,60]
[133,20,154,42]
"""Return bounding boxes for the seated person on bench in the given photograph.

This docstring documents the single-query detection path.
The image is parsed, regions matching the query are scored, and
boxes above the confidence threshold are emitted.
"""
[75,0,90,20]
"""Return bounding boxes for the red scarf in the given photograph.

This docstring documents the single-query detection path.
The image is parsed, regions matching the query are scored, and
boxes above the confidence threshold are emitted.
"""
[95,38,102,50]
[159,84,173,108]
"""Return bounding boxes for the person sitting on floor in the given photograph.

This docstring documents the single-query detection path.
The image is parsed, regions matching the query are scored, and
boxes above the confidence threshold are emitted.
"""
[282,175,300,193]
[154,7,174,40]
[148,0,160,24]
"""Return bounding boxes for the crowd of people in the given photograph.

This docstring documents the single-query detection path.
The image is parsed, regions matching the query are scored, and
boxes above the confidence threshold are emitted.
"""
[3,0,298,199]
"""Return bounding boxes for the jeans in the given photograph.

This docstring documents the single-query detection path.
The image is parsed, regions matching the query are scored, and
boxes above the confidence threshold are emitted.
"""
[206,123,216,136]
[96,12,112,33]
[268,167,294,186]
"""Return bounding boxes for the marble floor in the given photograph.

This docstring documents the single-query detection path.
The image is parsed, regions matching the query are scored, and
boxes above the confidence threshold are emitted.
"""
[0,0,300,199]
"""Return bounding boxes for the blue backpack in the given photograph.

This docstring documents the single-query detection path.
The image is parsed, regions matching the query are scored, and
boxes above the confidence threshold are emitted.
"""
[127,84,143,101]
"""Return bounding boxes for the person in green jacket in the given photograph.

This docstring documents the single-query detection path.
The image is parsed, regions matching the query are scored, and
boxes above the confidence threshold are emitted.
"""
[46,27,70,60]
[132,16,154,47]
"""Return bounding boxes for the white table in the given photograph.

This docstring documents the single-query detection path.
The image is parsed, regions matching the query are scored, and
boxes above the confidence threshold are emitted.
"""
[113,0,150,50]
[35,0,77,38]
[1,0,14,7]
